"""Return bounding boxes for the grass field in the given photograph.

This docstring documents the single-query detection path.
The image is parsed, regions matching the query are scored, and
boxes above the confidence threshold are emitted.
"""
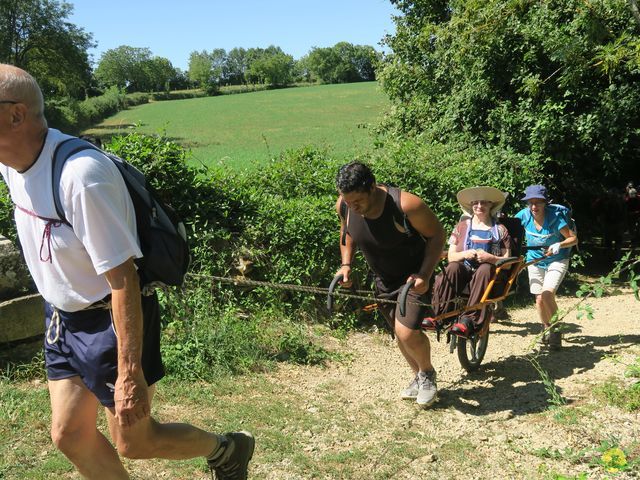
[84,82,388,169]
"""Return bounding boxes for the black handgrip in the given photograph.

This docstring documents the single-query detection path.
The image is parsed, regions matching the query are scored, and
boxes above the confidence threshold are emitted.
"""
[327,274,344,312]
[521,245,547,251]
[399,278,416,317]
[495,256,519,268]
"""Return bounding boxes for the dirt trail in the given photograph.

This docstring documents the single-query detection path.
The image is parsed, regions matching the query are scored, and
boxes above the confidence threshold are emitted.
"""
[262,291,640,479]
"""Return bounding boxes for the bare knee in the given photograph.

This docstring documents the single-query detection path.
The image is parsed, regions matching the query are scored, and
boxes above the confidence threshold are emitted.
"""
[395,324,424,344]
[51,422,92,458]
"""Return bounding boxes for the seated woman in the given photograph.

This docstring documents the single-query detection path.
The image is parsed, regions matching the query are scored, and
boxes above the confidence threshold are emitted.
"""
[428,186,512,337]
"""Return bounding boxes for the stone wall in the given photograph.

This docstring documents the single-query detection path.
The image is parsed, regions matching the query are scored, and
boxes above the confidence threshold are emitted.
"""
[0,235,43,344]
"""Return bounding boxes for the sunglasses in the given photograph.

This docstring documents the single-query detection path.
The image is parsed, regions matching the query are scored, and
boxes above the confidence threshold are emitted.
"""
[471,200,492,206]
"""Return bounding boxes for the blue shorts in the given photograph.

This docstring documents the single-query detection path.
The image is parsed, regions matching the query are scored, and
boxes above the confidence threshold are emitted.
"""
[44,294,165,407]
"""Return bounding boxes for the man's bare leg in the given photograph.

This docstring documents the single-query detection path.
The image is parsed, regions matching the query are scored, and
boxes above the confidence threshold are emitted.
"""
[49,377,129,480]
[105,383,219,460]
[395,322,432,372]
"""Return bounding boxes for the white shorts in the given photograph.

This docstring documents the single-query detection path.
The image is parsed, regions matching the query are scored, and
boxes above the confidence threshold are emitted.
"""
[527,258,570,295]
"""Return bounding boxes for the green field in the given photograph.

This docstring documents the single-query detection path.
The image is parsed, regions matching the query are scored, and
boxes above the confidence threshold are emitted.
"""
[85,82,388,169]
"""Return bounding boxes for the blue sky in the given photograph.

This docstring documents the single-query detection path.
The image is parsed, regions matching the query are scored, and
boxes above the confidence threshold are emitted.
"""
[69,0,399,71]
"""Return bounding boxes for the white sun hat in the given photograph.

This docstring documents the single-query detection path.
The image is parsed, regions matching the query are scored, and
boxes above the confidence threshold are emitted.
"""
[456,186,507,217]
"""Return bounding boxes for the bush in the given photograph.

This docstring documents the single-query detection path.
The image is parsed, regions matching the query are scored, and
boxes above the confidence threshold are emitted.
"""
[0,131,547,379]
[370,139,544,231]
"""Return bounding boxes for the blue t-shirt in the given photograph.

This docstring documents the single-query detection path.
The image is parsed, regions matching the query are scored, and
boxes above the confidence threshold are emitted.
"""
[514,205,570,269]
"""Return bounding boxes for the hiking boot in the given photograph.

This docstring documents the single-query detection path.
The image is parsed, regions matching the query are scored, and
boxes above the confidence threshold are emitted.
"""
[548,330,562,351]
[208,431,255,480]
[416,370,437,408]
[401,374,419,399]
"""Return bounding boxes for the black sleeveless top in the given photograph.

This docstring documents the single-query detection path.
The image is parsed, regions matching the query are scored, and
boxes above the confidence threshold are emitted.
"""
[345,188,426,290]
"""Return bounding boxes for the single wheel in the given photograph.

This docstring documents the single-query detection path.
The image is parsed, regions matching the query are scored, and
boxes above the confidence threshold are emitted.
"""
[456,331,489,371]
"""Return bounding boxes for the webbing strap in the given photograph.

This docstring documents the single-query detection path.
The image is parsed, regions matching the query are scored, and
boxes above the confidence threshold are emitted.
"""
[14,204,62,263]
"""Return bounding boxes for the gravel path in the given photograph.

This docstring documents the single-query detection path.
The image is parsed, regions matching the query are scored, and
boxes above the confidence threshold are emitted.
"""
[263,291,640,479]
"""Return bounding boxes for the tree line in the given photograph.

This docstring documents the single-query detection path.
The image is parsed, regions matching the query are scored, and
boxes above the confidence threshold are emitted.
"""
[0,0,381,101]
[94,42,380,94]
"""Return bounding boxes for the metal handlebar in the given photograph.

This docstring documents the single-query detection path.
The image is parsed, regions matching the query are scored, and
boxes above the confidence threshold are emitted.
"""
[327,274,344,312]
[398,278,416,317]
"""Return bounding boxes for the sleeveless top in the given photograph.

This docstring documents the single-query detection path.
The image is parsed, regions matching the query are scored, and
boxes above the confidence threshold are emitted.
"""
[344,188,426,290]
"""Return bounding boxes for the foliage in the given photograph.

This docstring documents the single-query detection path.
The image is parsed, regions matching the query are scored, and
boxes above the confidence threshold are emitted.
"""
[245,46,295,87]
[369,139,543,231]
[247,49,295,87]
[303,42,381,84]
[187,49,224,93]
[0,0,93,99]
[95,45,176,93]
[0,181,15,242]
[379,0,640,200]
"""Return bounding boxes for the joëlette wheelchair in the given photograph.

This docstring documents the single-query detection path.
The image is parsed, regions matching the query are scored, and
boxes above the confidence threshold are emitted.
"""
[327,217,547,371]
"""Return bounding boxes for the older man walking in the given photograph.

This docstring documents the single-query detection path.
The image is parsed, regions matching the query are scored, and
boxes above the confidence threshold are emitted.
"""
[0,64,254,479]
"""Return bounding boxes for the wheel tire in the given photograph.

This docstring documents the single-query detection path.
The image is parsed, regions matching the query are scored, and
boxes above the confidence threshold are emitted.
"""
[457,331,489,371]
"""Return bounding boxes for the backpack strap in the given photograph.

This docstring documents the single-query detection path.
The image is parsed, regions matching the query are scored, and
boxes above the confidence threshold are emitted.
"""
[339,198,349,246]
[52,138,101,226]
[385,185,416,237]
[462,218,472,250]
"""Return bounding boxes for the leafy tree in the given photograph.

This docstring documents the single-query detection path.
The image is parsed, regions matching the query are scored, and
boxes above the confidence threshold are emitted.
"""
[351,44,380,81]
[187,49,226,92]
[188,50,212,87]
[141,56,176,92]
[306,42,380,83]
[224,47,248,85]
[379,0,640,196]
[306,46,342,83]
[0,0,94,98]
[95,45,153,92]
[244,46,294,86]
[209,48,227,86]
[247,48,294,86]
[169,68,193,90]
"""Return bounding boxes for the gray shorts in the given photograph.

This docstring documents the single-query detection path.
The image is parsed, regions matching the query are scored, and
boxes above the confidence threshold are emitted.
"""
[376,286,427,331]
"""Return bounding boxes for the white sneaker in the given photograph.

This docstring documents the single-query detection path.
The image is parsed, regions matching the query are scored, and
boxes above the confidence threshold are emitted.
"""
[401,375,419,399]
[416,370,437,407]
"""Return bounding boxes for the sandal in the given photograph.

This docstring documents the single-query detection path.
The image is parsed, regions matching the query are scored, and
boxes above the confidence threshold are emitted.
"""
[450,316,476,338]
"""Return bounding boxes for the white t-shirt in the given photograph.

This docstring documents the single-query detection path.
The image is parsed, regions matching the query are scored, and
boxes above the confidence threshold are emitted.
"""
[0,129,142,312]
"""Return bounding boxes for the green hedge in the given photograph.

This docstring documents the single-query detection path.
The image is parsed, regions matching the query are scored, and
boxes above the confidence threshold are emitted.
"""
[0,133,543,377]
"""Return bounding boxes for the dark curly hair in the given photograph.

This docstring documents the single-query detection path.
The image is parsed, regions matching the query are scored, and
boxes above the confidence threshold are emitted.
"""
[336,162,375,194]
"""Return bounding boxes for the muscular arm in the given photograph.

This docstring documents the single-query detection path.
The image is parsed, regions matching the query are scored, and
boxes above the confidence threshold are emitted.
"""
[335,196,355,287]
[104,258,149,427]
[400,191,446,293]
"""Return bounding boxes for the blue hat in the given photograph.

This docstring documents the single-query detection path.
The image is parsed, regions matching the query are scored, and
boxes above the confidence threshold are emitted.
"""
[521,185,548,201]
